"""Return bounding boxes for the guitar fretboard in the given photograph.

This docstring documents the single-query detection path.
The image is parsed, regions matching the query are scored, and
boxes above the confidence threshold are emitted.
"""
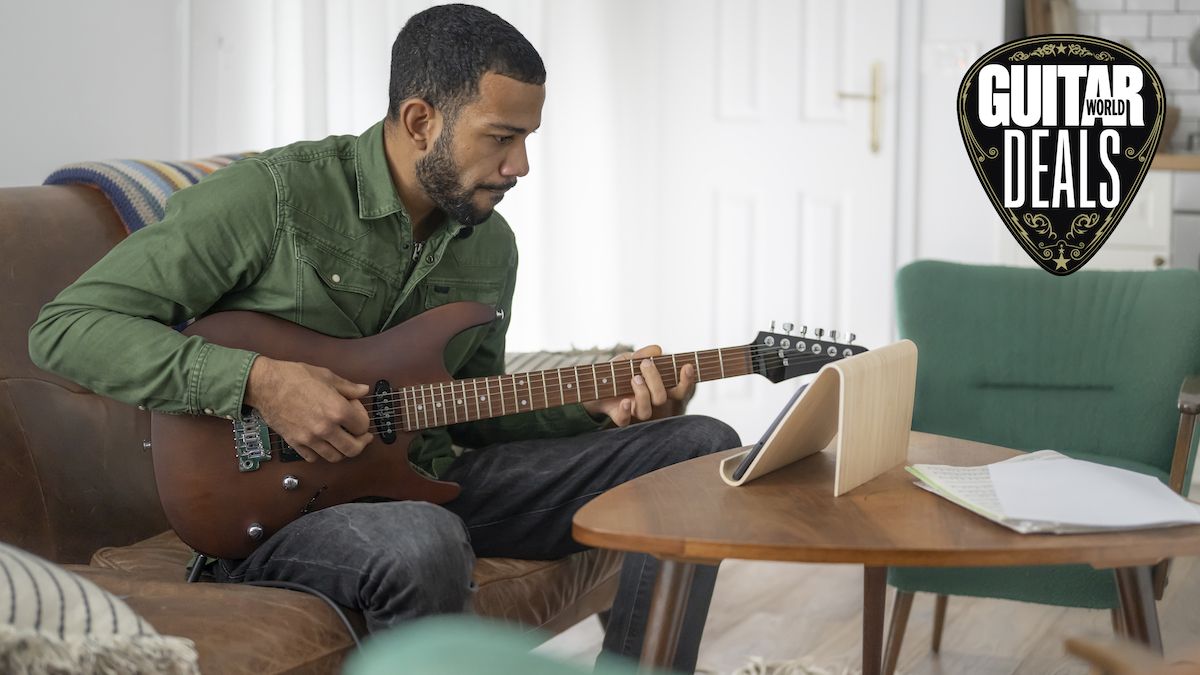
[386,346,753,432]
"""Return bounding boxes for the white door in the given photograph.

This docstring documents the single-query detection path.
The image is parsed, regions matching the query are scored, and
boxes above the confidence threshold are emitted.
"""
[639,0,900,440]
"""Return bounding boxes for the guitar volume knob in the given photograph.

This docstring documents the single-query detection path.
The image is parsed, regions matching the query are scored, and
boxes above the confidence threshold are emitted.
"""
[247,523,264,540]
[282,475,299,491]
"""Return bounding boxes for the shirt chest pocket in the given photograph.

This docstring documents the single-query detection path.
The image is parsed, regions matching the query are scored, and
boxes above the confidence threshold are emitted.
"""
[422,277,505,310]
[422,276,506,373]
[295,242,384,337]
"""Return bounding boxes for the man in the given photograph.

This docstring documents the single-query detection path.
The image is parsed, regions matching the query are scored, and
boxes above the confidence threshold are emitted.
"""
[29,4,738,672]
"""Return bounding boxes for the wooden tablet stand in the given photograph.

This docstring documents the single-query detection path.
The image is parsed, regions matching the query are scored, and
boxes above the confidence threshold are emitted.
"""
[719,339,918,495]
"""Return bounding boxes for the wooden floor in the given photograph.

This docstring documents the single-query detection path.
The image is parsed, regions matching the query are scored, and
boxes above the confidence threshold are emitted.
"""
[535,555,1200,674]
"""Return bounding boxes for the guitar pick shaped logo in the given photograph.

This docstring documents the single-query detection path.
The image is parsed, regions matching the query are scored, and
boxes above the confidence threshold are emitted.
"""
[958,35,1165,275]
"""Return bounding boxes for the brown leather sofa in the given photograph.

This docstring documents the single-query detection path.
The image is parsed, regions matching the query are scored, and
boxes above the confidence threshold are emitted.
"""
[0,184,622,673]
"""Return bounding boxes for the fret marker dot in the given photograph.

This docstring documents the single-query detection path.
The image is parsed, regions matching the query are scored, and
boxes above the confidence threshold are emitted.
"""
[480,396,487,401]
[567,383,574,389]
[417,405,424,411]
[457,399,463,404]
[602,378,608,384]
[435,402,442,408]
[521,399,527,406]
[518,379,524,385]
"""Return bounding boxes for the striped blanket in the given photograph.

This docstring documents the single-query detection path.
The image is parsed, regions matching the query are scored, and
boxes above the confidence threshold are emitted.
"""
[44,154,255,234]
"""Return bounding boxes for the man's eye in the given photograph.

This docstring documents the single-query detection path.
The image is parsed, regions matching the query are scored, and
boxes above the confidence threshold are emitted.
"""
[494,135,514,144]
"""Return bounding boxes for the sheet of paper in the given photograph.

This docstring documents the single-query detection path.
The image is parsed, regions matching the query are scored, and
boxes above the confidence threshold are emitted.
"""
[990,458,1200,529]
[907,452,1064,520]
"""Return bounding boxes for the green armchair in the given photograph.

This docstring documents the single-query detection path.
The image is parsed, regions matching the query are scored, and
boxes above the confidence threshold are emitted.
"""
[881,261,1200,674]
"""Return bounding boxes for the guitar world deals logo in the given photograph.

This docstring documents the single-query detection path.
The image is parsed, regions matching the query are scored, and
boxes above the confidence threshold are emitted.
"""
[958,35,1165,275]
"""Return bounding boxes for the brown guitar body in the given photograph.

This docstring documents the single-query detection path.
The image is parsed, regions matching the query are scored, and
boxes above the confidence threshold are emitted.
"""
[151,301,497,560]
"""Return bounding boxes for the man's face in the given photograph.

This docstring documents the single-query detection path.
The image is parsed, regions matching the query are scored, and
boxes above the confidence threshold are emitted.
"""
[416,72,545,226]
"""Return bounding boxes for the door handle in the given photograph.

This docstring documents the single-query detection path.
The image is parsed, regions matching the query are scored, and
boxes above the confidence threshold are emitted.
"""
[837,62,882,154]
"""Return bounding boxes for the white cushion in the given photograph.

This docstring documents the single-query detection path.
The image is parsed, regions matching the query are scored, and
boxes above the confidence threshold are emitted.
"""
[0,541,199,674]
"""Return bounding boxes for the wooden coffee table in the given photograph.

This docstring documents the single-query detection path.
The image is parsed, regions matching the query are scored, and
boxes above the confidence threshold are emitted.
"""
[572,431,1200,674]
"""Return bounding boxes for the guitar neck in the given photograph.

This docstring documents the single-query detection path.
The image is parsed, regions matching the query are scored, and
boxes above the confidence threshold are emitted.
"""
[393,346,754,432]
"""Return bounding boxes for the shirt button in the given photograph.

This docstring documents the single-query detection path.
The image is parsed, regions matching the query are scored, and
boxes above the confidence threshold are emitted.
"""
[331,273,341,283]
[137,405,145,411]
[204,408,214,415]
[425,255,434,264]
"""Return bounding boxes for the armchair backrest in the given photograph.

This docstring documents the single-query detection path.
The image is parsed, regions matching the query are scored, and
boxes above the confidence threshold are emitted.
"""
[896,260,1200,488]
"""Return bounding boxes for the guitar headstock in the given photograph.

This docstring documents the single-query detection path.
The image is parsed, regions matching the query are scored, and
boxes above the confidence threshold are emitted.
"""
[749,323,868,384]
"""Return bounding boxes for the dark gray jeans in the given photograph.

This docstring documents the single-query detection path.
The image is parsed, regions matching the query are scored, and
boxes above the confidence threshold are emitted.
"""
[216,414,740,673]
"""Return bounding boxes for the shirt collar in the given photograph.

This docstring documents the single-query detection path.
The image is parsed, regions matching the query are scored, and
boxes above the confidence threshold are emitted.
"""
[354,120,407,222]
[353,120,466,237]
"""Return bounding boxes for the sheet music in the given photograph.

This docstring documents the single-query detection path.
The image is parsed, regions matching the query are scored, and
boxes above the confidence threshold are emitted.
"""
[908,450,1200,535]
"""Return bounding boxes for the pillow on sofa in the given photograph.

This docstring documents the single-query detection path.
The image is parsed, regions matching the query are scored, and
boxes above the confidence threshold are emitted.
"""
[0,541,199,675]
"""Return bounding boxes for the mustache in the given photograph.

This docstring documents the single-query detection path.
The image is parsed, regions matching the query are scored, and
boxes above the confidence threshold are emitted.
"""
[477,180,517,192]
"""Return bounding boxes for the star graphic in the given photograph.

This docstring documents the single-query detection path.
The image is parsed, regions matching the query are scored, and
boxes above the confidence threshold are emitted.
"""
[1053,249,1069,271]
[1057,43,1066,54]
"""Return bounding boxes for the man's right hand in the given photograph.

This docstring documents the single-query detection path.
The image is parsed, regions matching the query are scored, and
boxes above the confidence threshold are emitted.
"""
[243,356,373,463]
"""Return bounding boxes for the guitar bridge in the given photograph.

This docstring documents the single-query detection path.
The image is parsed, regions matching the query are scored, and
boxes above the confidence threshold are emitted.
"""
[233,409,272,472]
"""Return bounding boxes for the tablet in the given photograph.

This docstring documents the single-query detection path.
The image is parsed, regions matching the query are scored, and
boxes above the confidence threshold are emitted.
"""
[731,383,810,480]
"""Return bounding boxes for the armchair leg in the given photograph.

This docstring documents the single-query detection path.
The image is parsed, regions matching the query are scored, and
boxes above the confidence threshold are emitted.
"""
[1110,607,1126,637]
[882,590,915,675]
[931,594,949,653]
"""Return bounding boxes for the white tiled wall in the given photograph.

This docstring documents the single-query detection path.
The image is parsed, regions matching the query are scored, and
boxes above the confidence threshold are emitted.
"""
[1075,0,1200,150]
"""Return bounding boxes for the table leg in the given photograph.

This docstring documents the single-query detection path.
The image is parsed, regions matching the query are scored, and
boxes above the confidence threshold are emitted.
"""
[1114,566,1163,654]
[862,566,887,675]
[640,559,697,671]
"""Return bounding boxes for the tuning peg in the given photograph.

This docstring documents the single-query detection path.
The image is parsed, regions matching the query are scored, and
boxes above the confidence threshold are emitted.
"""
[799,325,808,337]
[770,320,776,331]
[782,322,794,335]
[814,328,825,340]
[848,333,856,344]
[830,330,839,342]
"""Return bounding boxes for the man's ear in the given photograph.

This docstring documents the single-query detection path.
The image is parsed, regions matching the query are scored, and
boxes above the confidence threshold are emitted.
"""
[396,98,441,152]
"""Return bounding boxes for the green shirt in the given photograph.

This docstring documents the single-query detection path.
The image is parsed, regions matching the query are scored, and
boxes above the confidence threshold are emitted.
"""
[28,120,605,477]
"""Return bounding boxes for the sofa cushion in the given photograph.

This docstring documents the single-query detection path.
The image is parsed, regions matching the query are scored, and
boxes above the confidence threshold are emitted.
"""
[0,541,199,674]
[70,565,354,675]
[91,530,622,632]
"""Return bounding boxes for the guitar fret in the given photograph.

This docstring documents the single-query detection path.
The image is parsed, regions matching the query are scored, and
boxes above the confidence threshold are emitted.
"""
[472,379,481,421]
[497,375,507,415]
[570,365,579,402]
[418,386,428,429]
[718,349,725,378]
[512,374,522,410]
[557,368,565,405]
[449,382,458,424]
[399,388,409,432]
[693,352,703,382]
[591,364,599,399]
[540,371,549,411]
[672,354,678,383]
[610,362,618,397]
[485,378,494,418]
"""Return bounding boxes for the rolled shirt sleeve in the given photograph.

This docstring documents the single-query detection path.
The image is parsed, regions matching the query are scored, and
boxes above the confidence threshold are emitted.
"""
[28,159,278,418]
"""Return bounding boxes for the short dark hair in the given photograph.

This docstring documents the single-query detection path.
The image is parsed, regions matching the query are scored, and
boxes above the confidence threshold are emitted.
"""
[388,4,545,122]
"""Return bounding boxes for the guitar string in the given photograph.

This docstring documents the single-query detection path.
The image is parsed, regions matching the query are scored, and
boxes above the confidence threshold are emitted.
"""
[255,347,844,442]
[244,346,849,449]
[363,340,852,407]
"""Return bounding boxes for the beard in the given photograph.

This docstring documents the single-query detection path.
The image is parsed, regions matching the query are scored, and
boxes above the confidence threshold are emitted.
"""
[415,127,515,226]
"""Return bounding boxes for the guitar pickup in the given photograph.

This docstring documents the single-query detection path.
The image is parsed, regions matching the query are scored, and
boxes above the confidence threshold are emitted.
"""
[374,380,397,444]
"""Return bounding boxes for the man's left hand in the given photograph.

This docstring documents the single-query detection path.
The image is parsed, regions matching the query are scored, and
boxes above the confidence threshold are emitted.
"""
[582,345,696,427]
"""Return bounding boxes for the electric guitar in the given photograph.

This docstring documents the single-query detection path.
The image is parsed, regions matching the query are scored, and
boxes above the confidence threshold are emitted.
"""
[151,302,866,559]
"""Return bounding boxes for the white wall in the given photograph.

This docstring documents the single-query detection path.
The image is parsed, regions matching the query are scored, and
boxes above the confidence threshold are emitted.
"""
[1075,0,1200,150]
[0,1,188,188]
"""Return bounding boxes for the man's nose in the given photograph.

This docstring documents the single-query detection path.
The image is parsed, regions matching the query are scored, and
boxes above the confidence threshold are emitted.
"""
[500,142,530,178]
